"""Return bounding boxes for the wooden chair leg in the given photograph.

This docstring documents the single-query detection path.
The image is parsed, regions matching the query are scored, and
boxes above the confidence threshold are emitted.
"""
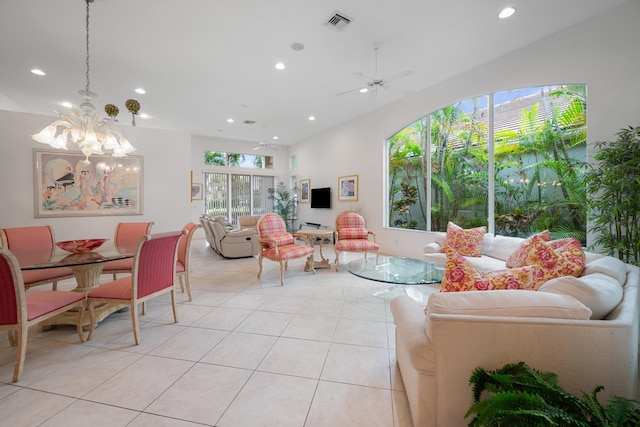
[7,331,16,347]
[170,290,179,323]
[131,302,140,345]
[13,327,27,382]
[257,255,263,279]
[279,261,285,286]
[183,273,192,302]
[335,250,340,271]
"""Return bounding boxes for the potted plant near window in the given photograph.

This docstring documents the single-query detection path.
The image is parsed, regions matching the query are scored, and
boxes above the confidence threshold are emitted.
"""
[268,182,297,232]
[585,125,640,266]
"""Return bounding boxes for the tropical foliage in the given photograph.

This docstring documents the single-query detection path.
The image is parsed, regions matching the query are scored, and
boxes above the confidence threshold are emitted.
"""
[585,125,640,266]
[268,181,297,231]
[466,361,640,427]
[388,85,587,242]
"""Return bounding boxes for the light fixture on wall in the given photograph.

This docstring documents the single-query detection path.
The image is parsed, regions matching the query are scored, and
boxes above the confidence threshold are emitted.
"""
[31,0,136,165]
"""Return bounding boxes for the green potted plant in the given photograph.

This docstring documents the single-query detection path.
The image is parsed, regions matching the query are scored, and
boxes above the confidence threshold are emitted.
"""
[585,125,640,266]
[268,182,297,231]
[466,361,640,426]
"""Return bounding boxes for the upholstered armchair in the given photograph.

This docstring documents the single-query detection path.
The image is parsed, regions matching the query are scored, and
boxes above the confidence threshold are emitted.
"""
[334,211,380,271]
[256,213,315,285]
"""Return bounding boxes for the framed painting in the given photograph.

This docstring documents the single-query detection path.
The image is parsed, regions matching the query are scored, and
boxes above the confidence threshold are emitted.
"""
[338,174,358,201]
[191,183,203,201]
[34,149,143,217]
[300,179,310,203]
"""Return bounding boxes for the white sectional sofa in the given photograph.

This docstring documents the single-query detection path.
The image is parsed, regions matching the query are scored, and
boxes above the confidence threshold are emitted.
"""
[390,231,640,427]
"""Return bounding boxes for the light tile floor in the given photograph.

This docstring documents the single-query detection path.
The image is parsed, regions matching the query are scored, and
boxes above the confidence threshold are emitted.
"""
[0,238,431,427]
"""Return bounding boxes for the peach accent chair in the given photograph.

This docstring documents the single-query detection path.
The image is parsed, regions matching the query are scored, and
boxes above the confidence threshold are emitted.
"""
[176,222,201,302]
[256,213,315,285]
[0,225,74,290]
[334,211,380,271]
[87,231,183,345]
[102,221,154,279]
[0,247,90,382]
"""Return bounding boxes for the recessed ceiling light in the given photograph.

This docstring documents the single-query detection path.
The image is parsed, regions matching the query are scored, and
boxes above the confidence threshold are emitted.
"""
[31,69,45,76]
[227,118,234,123]
[498,7,516,19]
[61,101,72,108]
[135,88,146,94]
[139,113,149,119]
[272,136,279,140]
[308,116,316,121]
[275,62,286,70]
[359,88,369,93]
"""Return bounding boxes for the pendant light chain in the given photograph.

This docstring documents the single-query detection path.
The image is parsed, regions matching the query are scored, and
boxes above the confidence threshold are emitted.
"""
[85,0,91,93]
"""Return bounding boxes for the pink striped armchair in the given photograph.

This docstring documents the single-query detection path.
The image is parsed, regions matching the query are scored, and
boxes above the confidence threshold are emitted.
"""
[256,213,315,285]
[334,211,380,271]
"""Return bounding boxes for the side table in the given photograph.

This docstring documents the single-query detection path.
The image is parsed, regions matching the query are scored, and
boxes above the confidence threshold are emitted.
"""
[296,229,334,272]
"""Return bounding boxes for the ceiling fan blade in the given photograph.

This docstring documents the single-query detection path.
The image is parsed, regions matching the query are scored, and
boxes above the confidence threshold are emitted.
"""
[336,87,364,97]
[384,69,413,83]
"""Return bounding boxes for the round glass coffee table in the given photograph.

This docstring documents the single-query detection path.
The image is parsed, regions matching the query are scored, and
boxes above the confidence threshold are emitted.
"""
[347,255,444,297]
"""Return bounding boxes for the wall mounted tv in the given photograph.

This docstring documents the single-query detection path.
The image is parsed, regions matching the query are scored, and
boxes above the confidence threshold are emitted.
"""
[311,187,331,209]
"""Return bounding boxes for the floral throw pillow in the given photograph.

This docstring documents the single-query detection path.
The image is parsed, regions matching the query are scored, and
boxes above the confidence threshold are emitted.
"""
[505,234,585,289]
[439,221,486,257]
[440,248,538,292]
[505,230,552,268]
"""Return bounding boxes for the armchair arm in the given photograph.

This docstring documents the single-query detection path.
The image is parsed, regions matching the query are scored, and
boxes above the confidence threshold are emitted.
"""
[259,237,280,256]
[367,230,376,242]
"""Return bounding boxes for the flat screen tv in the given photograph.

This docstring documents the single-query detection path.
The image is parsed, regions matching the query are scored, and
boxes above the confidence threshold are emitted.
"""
[311,187,331,209]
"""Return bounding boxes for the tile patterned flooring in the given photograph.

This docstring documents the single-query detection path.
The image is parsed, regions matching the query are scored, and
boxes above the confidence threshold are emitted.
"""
[0,238,428,427]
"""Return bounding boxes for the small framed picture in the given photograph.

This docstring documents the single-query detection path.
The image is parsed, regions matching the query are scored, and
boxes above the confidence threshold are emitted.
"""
[300,179,310,203]
[191,183,203,201]
[338,174,358,201]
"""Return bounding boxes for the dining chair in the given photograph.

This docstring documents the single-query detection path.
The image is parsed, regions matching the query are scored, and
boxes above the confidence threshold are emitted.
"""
[0,247,90,382]
[176,222,201,302]
[334,211,380,271]
[256,213,315,285]
[101,221,154,279]
[87,231,184,345]
[0,225,74,290]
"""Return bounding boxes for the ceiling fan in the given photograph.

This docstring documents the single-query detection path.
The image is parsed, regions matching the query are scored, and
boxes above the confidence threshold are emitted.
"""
[336,45,413,104]
[252,125,281,151]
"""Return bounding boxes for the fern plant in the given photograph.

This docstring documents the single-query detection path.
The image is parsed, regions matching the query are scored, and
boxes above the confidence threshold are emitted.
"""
[466,361,640,426]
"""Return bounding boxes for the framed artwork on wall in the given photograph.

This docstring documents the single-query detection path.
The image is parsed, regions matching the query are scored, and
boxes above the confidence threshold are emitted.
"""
[191,183,203,201]
[338,174,358,201]
[34,149,143,217]
[300,179,310,203]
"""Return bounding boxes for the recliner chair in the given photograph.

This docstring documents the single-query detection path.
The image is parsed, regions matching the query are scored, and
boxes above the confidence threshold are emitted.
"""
[209,220,259,258]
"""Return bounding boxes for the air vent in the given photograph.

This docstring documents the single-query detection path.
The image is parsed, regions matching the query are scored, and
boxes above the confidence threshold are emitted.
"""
[243,120,256,125]
[324,12,353,31]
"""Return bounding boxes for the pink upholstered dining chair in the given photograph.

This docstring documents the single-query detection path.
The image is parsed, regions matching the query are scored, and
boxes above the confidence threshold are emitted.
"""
[334,211,380,271]
[0,247,90,382]
[87,231,184,345]
[256,213,315,285]
[176,222,202,302]
[0,225,74,290]
[102,221,154,279]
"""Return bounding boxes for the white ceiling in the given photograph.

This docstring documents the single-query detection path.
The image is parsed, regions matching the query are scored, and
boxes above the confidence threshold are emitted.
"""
[0,0,628,146]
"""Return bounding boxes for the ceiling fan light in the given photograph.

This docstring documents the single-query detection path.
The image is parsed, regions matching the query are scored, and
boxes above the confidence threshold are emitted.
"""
[498,7,516,19]
[359,88,369,93]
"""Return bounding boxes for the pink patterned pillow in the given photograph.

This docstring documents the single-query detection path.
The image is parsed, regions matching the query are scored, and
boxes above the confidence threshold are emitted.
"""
[439,221,486,257]
[266,232,294,248]
[547,238,586,277]
[440,248,537,292]
[505,230,552,268]
[338,227,369,240]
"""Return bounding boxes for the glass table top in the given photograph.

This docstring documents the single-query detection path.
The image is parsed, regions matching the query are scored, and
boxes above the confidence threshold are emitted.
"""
[346,255,444,285]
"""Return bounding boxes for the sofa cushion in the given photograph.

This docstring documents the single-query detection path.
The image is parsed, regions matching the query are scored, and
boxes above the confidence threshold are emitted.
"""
[539,273,623,320]
[505,231,551,267]
[425,290,592,338]
[440,222,486,257]
[485,234,524,261]
[440,248,538,292]
[582,256,628,286]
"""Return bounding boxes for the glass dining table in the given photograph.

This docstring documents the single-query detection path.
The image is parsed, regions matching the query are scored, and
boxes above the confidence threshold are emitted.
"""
[14,240,136,328]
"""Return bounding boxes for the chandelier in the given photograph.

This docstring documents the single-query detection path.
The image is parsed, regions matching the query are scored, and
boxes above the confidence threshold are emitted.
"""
[31,0,136,165]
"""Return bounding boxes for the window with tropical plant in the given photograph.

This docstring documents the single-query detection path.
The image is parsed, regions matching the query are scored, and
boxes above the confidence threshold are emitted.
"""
[387,84,587,242]
[204,151,271,169]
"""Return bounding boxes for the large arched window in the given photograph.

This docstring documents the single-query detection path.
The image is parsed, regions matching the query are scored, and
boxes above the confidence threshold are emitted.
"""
[387,84,587,242]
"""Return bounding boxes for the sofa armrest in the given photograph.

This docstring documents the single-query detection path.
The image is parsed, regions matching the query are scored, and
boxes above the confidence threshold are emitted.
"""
[423,242,441,254]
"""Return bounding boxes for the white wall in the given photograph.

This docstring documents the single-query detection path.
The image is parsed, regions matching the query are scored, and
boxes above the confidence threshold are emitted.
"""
[290,1,640,257]
[0,111,192,240]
